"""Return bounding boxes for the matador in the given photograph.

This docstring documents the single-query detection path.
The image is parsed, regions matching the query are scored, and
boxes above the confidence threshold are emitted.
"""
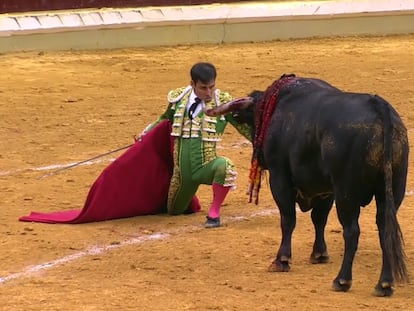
[139,62,251,228]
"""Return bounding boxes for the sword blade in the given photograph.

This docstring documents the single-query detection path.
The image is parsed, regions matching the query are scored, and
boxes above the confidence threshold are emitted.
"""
[38,143,134,179]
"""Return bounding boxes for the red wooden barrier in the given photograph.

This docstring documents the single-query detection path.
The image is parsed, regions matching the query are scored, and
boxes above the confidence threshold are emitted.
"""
[0,0,246,14]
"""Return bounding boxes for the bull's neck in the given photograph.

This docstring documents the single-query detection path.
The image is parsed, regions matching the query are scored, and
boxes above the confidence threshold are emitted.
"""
[248,74,297,204]
[253,75,297,162]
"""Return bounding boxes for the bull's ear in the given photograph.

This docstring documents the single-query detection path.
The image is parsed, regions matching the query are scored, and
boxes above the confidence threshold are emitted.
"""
[204,97,254,116]
[280,73,296,79]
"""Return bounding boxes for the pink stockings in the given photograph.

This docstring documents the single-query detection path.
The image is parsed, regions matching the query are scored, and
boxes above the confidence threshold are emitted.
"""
[208,183,231,218]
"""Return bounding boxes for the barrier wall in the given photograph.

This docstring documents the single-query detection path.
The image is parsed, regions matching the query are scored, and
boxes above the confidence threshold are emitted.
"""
[0,0,413,53]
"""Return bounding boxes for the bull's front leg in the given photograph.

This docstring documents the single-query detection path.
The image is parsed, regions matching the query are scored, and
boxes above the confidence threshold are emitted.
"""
[267,178,297,272]
[268,169,297,272]
[268,207,297,272]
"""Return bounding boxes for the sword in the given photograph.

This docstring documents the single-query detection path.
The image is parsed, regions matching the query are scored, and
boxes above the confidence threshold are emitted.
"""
[38,143,134,179]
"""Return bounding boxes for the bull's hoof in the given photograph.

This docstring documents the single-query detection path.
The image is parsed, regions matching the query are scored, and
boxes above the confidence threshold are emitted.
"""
[310,252,329,264]
[268,259,290,272]
[332,278,352,292]
[373,282,394,297]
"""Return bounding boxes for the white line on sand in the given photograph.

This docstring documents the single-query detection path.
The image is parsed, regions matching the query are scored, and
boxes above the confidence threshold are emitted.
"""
[2,187,413,284]
[0,209,277,285]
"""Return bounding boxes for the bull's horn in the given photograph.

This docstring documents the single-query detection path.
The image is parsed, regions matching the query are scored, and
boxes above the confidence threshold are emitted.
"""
[204,96,254,116]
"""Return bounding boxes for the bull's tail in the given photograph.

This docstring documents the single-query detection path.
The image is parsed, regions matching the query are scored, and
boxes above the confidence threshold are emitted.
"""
[372,95,408,283]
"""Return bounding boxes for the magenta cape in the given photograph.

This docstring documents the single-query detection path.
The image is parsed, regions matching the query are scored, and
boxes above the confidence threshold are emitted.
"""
[19,120,200,224]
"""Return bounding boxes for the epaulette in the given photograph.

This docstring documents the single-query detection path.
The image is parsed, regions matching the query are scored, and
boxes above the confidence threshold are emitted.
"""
[215,89,233,107]
[167,86,192,103]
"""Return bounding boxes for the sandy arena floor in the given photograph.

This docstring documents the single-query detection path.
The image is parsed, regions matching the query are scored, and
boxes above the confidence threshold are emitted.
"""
[0,34,414,310]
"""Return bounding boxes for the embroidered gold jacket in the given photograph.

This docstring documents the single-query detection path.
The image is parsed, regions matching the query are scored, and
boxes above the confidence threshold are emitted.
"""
[143,86,252,145]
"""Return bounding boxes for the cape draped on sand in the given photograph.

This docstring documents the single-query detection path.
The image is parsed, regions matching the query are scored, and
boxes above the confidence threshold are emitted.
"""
[19,120,200,224]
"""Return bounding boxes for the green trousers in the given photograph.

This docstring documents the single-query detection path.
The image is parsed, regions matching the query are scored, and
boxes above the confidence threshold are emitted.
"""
[167,137,234,215]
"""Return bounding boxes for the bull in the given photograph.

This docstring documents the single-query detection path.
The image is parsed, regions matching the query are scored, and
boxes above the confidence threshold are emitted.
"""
[205,74,409,296]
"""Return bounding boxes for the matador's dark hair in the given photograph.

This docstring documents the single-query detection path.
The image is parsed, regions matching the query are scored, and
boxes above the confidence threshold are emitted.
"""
[190,62,217,84]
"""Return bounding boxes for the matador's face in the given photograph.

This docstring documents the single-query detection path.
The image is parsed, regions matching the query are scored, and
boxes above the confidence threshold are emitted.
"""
[191,79,215,103]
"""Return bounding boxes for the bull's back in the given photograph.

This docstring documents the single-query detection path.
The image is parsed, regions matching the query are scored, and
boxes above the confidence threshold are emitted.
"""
[265,80,408,204]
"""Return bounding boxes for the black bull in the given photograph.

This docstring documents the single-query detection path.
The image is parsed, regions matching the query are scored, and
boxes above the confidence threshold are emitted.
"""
[206,74,409,296]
